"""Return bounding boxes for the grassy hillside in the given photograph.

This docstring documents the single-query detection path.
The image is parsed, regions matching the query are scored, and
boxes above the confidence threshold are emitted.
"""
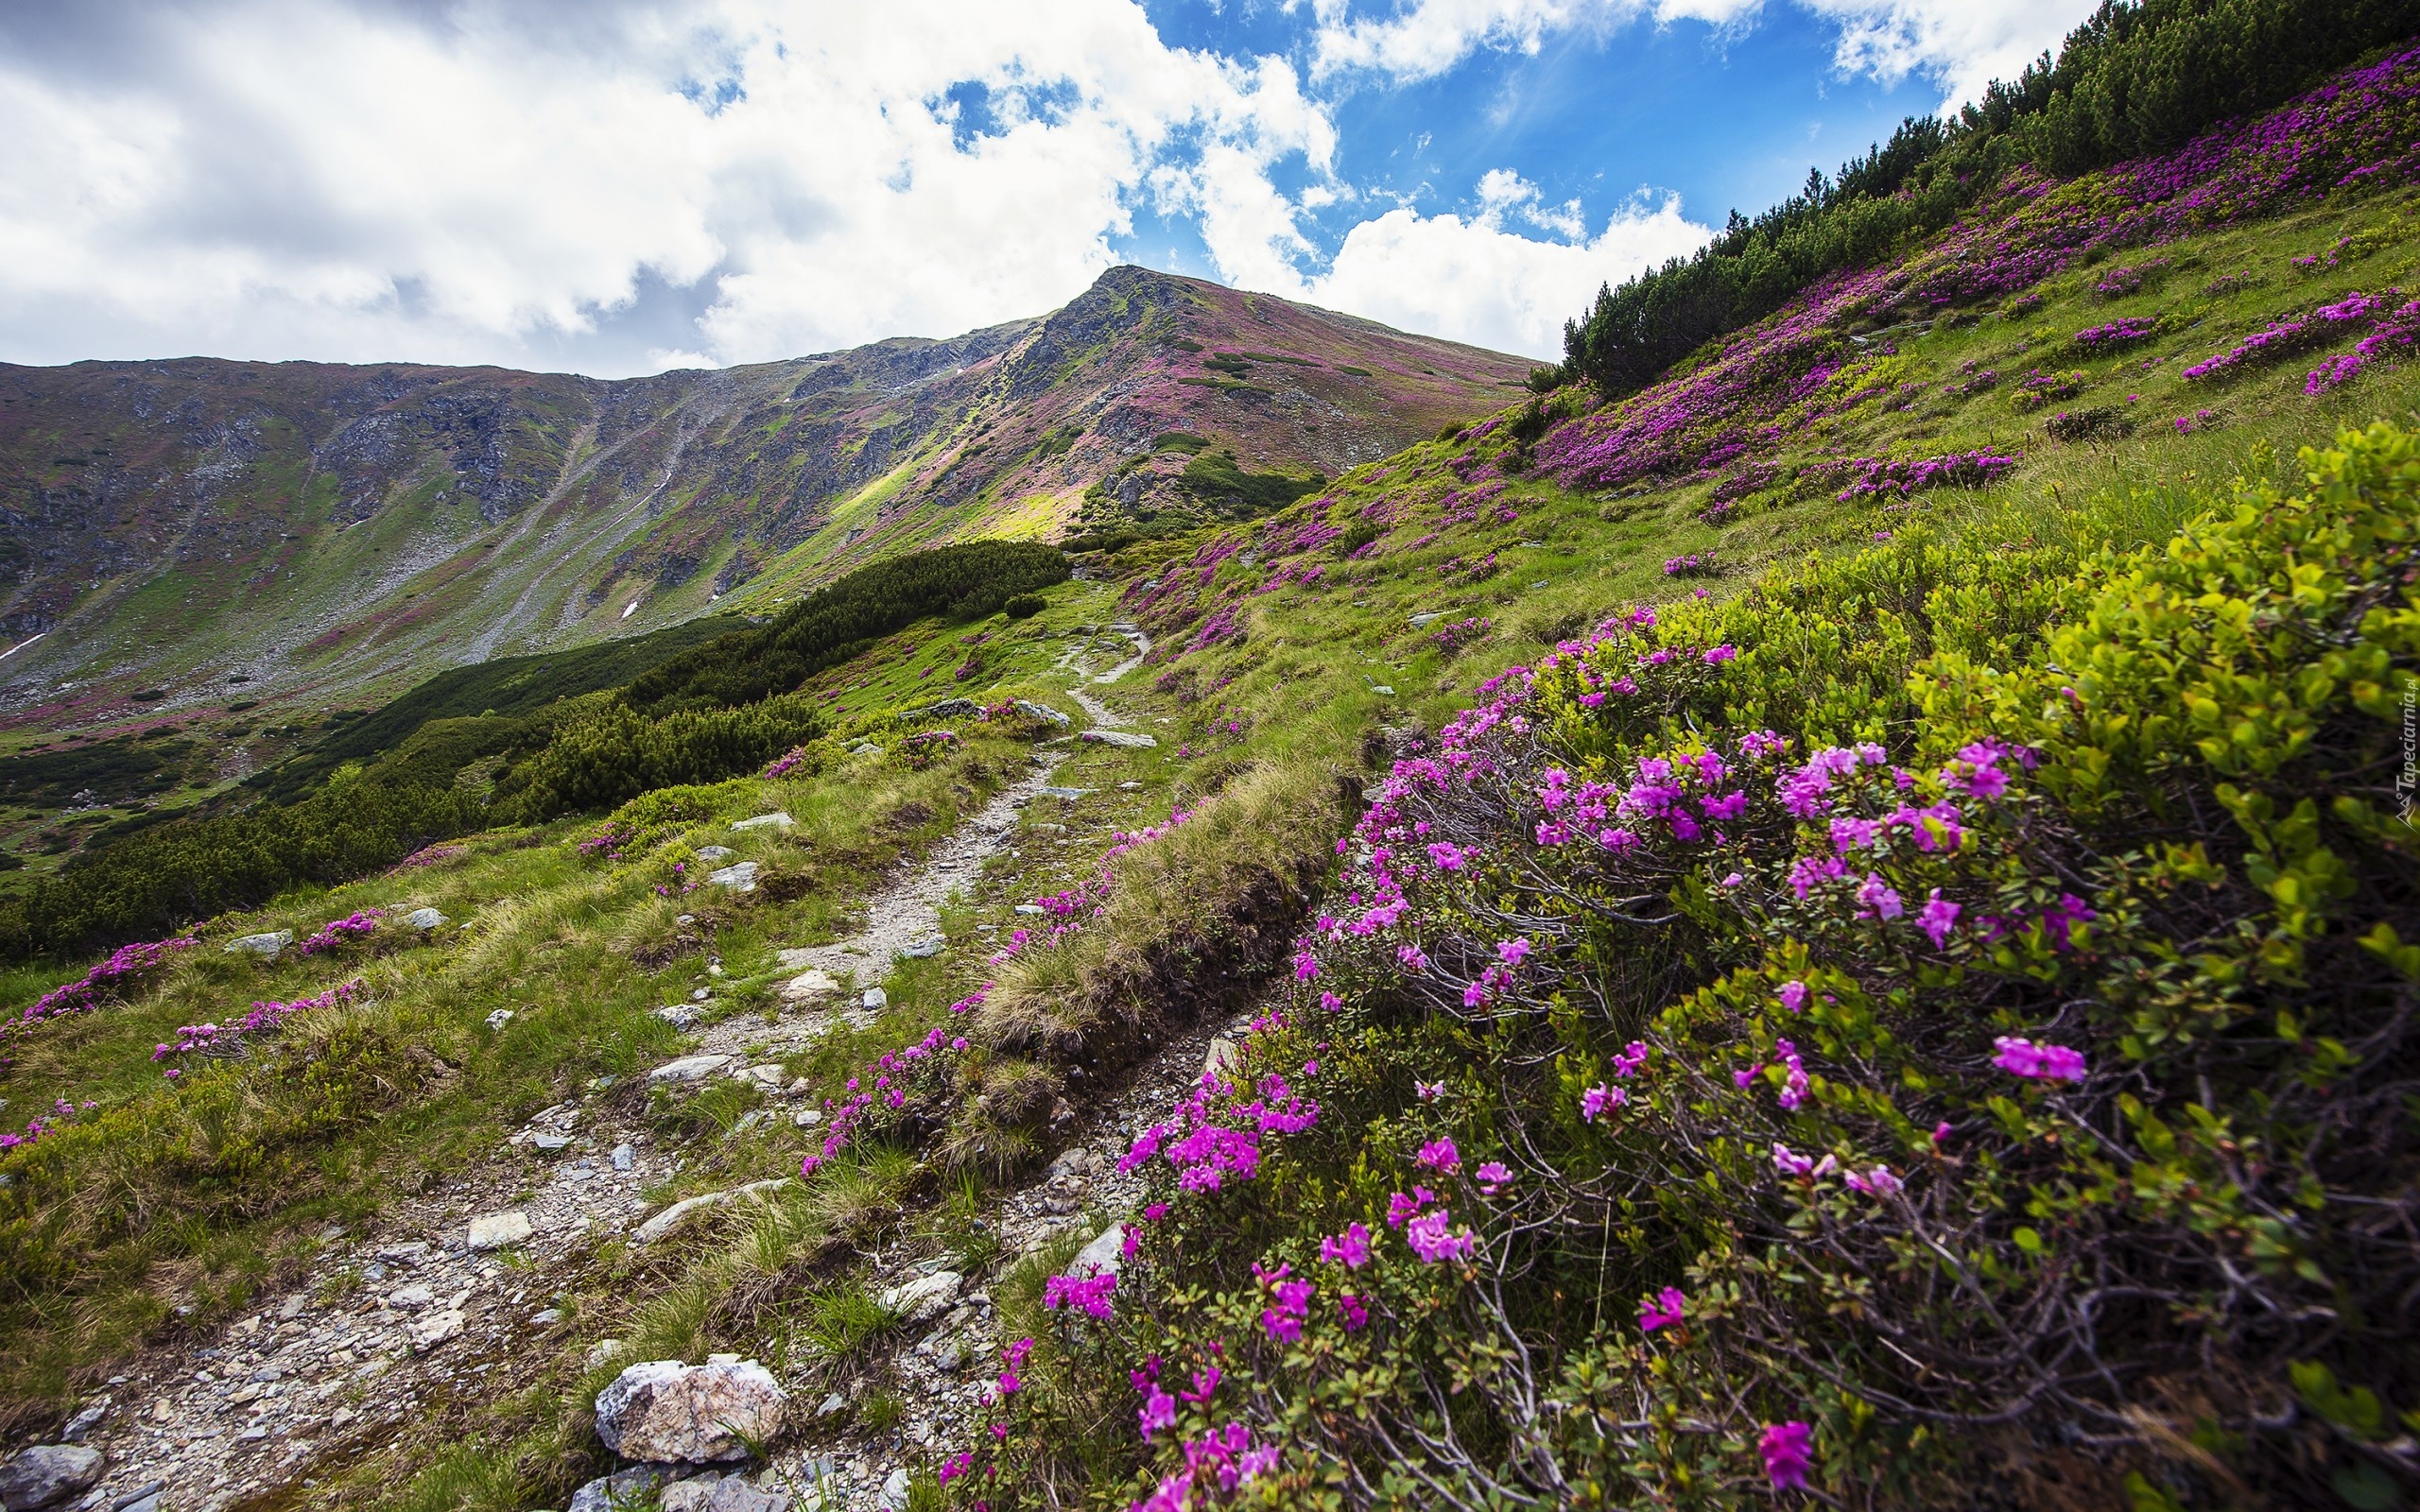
[0,39,2417,1512]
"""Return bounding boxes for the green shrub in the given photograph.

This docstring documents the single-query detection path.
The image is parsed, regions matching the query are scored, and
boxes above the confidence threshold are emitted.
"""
[1003,593,1046,620]
[498,696,827,821]
[1176,451,1323,515]
[625,541,1068,712]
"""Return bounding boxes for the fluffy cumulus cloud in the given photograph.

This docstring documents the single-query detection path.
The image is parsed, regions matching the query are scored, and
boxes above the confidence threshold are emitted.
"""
[0,0,2091,374]
[1281,172,1708,358]
[0,0,1330,373]
[1800,0,2087,109]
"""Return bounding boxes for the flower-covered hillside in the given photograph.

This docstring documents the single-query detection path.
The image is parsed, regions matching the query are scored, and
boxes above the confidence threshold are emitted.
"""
[985,423,2420,1509]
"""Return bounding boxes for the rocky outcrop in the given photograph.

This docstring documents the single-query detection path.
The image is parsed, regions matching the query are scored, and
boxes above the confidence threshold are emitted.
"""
[593,1359,786,1464]
[0,1446,104,1511]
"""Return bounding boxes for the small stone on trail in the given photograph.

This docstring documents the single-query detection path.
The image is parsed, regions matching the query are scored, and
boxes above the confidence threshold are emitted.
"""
[861,988,888,1010]
[877,1468,912,1511]
[467,1211,533,1250]
[779,970,837,1003]
[874,1270,961,1324]
[901,935,944,959]
[406,1310,466,1351]
[612,1143,636,1171]
[649,1054,734,1084]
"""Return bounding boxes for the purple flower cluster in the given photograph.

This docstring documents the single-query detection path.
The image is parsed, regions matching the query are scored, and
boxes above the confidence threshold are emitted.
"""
[2183,289,2412,380]
[762,745,812,780]
[1118,1064,1321,1194]
[1429,616,1492,654]
[153,978,368,1077]
[1662,553,1719,577]
[297,908,383,956]
[7,934,197,1043]
[2071,317,2158,350]
[1819,451,2020,502]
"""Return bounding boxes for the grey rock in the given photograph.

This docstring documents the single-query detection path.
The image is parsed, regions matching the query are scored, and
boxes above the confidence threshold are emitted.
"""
[467,1211,534,1250]
[660,1479,719,1512]
[705,1480,788,1512]
[632,1178,793,1246]
[1408,611,1446,627]
[1202,1037,1239,1081]
[612,1143,636,1172]
[1013,699,1071,727]
[848,741,882,757]
[593,1359,786,1464]
[222,931,292,959]
[1074,1223,1126,1280]
[696,845,737,862]
[706,862,759,892]
[656,1005,699,1030]
[530,1309,564,1326]
[1013,903,1045,916]
[486,1008,516,1032]
[860,988,887,1011]
[876,1468,911,1511]
[406,1310,466,1351]
[924,697,979,717]
[57,1401,106,1444]
[779,969,838,1002]
[530,1134,574,1153]
[109,1484,164,1512]
[874,1270,961,1325]
[405,907,446,931]
[1080,730,1158,748]
[815,1392,846,1419]
[730,813,793,833]
[1039,785,1090,799]
[387,1283,435,1310]
[900,936,944,959]
[649,1055,735,1084]
[0,1447,101,1511]
[567,1468,667,1512]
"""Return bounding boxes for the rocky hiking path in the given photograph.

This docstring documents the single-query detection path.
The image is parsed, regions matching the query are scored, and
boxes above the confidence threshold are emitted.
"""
[23,690,1233,1512]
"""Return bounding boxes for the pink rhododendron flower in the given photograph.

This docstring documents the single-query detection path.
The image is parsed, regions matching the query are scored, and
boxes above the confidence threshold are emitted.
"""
[1319,1222,1373,1269]
[1777,980,1809,1014]
[1496,936,1532,966]
[1580,1083,1623,1122]
[1416,1137,1461,1173]
[1339,1294,1369,1332]
[1918,890,1962,948]
[1639,1287,1686,1332]
[1993,1036,2087,1081]
[1762,1421,1814,1489]
[1475,1160,1512,1194]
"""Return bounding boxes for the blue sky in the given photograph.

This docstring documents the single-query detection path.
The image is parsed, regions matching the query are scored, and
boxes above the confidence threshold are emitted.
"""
[0,1,2090,374]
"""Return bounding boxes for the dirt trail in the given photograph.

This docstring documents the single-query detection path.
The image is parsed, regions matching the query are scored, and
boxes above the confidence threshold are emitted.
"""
[59,699,1219,1512]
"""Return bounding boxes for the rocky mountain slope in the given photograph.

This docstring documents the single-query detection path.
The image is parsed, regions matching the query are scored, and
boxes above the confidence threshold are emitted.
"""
[0,269,1527,740]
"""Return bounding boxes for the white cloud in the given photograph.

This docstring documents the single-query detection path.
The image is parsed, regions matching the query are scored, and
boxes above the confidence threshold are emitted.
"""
[1306,0,1759,83]
[1802,0,2086,110]
[0,0,1334,374]
[1233,174,1708,359]
[1305,0,2083,107]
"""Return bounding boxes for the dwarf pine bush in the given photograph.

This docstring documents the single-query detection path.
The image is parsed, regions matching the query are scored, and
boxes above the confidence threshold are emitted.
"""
[976,424,2420,1509]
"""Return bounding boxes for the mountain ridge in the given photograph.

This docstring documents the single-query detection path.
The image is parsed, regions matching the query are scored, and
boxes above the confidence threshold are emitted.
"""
[0,266,1530,742]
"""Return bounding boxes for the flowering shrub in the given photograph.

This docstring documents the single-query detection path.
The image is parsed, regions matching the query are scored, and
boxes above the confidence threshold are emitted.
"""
[1817,451,2019,501]
[903,730,959,769]
[295,909,382,956]
[4,934,195,1048]
[2010,367,2090,410]
[982,425,2420,1508]
[1427,616,1491,655]
[577,822,635,862]
[389,842,465,871]
[763,745,814,780]
[2070,316,2158,349]
[1661,552,1718,577]
[153,979,368,1078]
[2183,289,2414,380]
